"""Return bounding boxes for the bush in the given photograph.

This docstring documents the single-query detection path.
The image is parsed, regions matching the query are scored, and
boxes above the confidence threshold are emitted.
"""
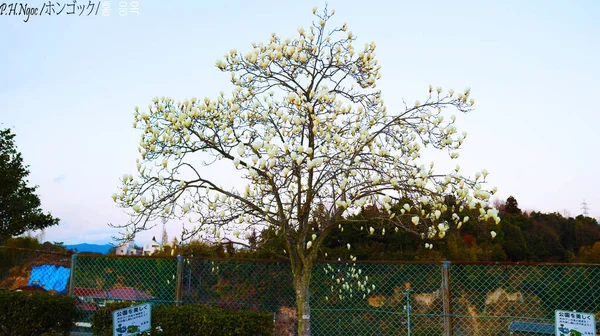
[0,291,76,336]
[154,305,274,336]
[93,303,274,336]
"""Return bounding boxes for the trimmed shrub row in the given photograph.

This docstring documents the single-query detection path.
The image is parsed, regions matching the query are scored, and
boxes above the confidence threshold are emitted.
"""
[93,301,274,336]
[0,291,77,336]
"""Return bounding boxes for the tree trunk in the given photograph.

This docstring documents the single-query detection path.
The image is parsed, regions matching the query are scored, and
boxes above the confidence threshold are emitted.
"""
[293,262,312,336]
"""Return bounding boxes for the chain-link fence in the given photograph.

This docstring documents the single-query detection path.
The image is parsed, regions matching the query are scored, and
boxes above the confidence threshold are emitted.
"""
[449,262,600,336]
[0,246,72,292]
[70,255,599,335]
[69,254,179,328]
[307,260,445,336]
[1,246,599,335]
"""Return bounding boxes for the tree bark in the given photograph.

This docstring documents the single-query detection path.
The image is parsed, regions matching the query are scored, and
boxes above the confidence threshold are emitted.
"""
[293,260,313,336]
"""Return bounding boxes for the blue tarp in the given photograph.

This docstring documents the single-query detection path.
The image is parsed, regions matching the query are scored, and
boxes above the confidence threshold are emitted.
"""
[28,265,70,294]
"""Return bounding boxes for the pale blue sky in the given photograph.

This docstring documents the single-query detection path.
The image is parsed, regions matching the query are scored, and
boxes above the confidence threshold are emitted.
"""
[1,0,599,245]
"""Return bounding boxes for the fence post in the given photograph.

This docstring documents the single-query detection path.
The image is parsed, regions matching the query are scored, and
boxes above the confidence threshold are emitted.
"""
[441,261,452,336]
[405,282,412,336]
[176,255,183,306]
[68,253,77,297]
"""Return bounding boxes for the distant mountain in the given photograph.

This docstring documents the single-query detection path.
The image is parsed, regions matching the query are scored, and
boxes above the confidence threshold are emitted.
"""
[65,243,112,254]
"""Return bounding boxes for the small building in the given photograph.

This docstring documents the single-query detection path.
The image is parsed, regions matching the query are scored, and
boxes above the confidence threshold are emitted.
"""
[143,241,161,256]
[115,242,138,256]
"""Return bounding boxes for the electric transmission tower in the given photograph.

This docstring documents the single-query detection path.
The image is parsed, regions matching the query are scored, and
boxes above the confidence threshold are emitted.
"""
[581,199,589,216]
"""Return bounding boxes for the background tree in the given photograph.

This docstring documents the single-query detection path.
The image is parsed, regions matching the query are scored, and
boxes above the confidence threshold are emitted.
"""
[0,128,59,242]
[4,236,42,250]
[112,7,500,335]
[578,242,600,263]
[246,195,598,263]
[161,226,169,249]
[505,195,521,214]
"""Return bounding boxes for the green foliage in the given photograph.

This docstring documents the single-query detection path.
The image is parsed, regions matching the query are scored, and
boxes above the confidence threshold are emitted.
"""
[489,244,508,261]
[4,236,42,249]
[182,259,294,312]
[518,266,600,318]
[149,239,232,258]
[0,291,76,336]
[92,303,274,336]
[504,195,521,214]
[154,305,274,336]
[0,128,59,242]
[500,221,532,261]
[577,242,600,263]
[176,240,228,258]
[120,196,597,264]
[245,196,600,263]
[2,237,68,253]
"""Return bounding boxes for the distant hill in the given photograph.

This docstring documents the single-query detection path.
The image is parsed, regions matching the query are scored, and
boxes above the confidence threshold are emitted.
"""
[64,243,112,254]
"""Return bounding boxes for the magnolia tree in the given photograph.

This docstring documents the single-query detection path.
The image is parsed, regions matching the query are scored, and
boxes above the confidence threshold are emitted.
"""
[113,7,499,335]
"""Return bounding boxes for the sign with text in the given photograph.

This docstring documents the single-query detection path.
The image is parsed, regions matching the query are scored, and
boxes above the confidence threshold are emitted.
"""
[555,310,596,336]
[113,303,151,336]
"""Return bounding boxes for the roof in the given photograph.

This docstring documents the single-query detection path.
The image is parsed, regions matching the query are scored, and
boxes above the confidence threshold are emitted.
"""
[108,287,155,300]
[73,286,155,300]
[509,321,554,334]
[15,285,48,292]
[73,287,108,298]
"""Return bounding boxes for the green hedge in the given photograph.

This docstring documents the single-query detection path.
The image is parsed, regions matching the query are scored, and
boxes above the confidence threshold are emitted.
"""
[92,302,274,336]
[0,291,76,336]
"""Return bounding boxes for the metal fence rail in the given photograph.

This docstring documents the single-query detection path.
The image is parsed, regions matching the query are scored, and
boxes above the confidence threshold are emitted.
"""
[1,246,599,335]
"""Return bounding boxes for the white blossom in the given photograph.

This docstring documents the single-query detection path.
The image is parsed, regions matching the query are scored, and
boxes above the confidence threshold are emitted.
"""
[411,216,419,225]
[114,11,496,328]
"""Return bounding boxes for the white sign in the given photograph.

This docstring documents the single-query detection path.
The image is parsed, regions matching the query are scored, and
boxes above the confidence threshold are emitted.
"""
[555,310,596,336]
[113,303,151,336]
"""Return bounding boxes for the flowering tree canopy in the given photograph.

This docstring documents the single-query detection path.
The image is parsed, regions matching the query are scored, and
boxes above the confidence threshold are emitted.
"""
[113,7,499,335]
